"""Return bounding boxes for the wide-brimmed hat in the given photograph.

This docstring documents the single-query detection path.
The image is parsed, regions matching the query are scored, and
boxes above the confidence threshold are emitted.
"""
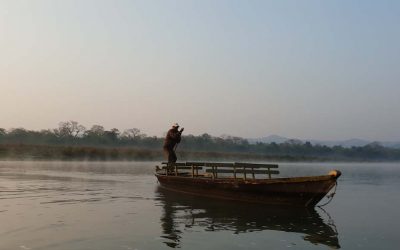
[172,123,179,128]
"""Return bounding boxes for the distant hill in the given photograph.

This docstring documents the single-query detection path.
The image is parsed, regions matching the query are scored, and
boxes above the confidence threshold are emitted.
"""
[308,138,370,148]
[248,135,289,144]
[383,142,400,149]
[248,135,400,148]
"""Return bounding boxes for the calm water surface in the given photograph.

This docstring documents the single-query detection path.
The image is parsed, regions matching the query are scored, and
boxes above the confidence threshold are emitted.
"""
[0,161,399,249]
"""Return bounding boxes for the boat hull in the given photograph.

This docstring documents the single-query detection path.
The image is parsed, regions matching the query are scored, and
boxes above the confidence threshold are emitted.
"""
[156,174,339,207]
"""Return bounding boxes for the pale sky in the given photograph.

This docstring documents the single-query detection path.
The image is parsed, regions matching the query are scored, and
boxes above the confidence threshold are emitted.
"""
[1,0,399,141]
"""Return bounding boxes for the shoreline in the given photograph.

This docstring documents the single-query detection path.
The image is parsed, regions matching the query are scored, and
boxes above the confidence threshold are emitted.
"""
[1,144,399,163]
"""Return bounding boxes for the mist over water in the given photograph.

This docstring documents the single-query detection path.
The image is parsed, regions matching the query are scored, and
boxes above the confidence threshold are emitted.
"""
[0,161,399,249]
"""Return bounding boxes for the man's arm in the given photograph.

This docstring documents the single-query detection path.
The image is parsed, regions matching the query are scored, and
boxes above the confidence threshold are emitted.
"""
[175,128,184,143]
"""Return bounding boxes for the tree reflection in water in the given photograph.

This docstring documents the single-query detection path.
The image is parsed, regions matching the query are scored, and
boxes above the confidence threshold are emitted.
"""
[155,187,340,249]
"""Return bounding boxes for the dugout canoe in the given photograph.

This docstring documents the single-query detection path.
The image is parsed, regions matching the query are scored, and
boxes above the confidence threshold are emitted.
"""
[155,162,341,207]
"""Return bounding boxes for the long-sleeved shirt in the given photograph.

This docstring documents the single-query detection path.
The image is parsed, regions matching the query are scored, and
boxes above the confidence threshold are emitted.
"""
[163,128,182,149]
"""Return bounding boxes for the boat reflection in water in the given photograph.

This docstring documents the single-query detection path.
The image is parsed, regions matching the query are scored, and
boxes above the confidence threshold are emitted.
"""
[156,187,340,249]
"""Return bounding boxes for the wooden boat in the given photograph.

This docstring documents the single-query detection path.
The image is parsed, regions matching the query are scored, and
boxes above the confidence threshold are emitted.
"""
[155,162,341,207]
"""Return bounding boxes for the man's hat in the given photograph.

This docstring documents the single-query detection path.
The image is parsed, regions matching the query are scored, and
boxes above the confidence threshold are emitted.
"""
[172,123,179,128]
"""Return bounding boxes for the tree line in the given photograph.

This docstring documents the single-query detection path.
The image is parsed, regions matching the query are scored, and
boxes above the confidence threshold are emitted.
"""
[0,121,158,148]
[1,121,400,161]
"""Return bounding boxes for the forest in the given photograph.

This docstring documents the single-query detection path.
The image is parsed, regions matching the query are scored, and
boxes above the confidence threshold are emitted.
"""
[1,121,399,161]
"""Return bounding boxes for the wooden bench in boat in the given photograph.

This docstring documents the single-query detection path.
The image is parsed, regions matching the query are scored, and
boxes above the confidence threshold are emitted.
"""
[161,162,204,177]
[205,162,279,180]
[159,162,279,180]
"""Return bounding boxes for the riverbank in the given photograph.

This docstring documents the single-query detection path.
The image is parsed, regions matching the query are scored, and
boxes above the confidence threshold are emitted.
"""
[1,144,399,162]
[0,144,318,162]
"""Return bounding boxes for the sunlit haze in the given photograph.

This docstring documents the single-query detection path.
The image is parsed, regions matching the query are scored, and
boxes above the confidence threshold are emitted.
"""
[1,0,399,141]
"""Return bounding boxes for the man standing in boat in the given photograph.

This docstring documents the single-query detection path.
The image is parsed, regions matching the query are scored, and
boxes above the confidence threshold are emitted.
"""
[163,123,184,163]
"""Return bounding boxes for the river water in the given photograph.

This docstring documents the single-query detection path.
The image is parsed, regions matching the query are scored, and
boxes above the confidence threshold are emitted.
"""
[0,161,399,249]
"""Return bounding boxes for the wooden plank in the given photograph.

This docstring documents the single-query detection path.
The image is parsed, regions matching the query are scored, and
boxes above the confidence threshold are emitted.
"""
[205,169,280,175]
[234,162,279,169]
[161,162,187,167]
[161,162,278,168]
[161,166,202,170]
[205,163,234,167]
[185,162,206,166]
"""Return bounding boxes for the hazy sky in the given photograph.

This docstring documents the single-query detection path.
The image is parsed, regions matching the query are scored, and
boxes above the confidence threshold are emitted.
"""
[1,0,399,141]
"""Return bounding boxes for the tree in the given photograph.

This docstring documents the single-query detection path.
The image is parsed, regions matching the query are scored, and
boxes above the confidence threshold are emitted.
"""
[87,125,105,136]
[55,121,86,138]
[110,128,120,136]
[104,128,120,141]
[284,139,303,145]
[122,128,145,139]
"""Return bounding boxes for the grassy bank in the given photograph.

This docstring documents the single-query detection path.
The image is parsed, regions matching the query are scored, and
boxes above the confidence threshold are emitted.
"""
[0,144,322,162]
